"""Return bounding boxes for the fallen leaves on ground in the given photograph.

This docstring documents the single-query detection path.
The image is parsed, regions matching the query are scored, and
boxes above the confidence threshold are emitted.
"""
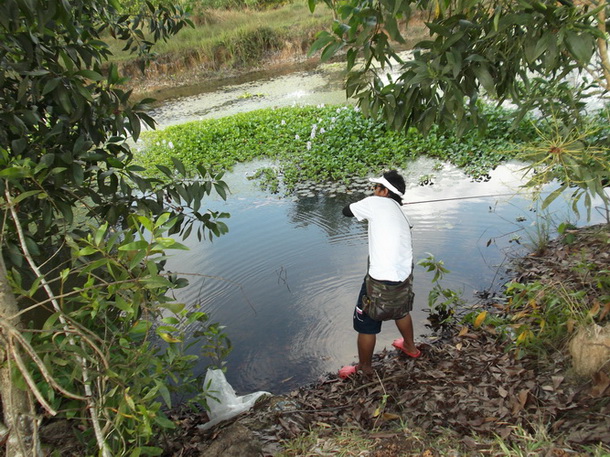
[163,225,610,456]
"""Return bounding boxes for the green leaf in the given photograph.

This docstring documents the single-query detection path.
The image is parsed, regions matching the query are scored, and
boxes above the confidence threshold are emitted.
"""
[159,302,186,313]
[142,276,173,288]
[565,31,594,64]
[473,65,496,97]
[155,382,172,409]
[42,78,61,95]
[171,157,187,176]
[153,414,176,429]
[541,184,567,210]
[128,249,147,270]
[11,190,42,204]
[321,41,342,63]
[118,240,149,251]
[75,69,104,81]
[129,320,152,334]
[158,332,182,343]
[309,31,335,57]
[77,246,98,256]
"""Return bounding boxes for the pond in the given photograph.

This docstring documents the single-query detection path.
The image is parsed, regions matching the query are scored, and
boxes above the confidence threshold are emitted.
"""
[164,157,608,396]
[147,61,608,397]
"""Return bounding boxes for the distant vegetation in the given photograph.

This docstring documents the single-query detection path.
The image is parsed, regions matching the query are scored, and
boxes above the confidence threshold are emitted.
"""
[109,0,334,86]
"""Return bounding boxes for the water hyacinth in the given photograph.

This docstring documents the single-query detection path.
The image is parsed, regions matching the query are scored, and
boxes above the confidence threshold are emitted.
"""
[310,124,317,139]
[138,103,532,192]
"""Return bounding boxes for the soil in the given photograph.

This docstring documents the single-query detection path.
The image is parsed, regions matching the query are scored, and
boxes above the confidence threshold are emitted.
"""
[154,224,610,456]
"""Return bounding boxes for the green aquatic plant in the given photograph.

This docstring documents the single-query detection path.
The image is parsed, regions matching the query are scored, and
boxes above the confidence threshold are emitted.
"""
[138,103,533,191]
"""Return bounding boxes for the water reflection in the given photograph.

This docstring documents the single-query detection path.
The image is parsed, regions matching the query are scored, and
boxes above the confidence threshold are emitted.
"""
[165,158,608,395]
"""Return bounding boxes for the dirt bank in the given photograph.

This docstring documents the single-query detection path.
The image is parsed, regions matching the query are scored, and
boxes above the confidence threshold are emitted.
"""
[120,20,428,104]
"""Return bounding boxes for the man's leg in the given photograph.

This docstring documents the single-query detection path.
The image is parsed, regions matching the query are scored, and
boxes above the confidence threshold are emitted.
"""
[395,313,418,354]
[357,333,376,374]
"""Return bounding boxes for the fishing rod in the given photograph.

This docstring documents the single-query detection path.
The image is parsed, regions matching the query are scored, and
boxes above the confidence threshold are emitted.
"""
[403,192,520,205]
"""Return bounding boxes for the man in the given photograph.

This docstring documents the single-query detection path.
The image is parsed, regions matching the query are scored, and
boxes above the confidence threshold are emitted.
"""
[339,170,421,379]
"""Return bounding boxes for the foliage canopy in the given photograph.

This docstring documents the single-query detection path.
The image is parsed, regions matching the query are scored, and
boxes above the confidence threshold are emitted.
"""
[308,0,610,216]
[0,1,230,456]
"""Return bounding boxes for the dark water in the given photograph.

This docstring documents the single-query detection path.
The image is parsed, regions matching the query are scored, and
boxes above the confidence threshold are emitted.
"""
[165,158,608,396]
[145,57,608,397]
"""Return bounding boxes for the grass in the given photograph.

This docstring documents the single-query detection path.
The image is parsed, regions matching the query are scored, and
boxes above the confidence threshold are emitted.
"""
[106,2,333,71]
[277,422,609,456]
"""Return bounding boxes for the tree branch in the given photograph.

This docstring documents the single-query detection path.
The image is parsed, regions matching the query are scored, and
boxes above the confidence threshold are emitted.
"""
[5,187,112,457]
[595,0,610,89]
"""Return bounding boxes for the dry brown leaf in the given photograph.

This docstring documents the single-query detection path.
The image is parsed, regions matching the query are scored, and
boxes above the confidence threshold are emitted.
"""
[590,371,610,397]
[552,375,564,389]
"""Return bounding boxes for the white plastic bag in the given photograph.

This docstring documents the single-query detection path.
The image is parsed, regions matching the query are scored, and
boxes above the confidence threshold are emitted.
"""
[198,368,270,430]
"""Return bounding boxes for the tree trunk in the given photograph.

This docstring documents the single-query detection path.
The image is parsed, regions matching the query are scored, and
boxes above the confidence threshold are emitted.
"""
[0,253,42,457]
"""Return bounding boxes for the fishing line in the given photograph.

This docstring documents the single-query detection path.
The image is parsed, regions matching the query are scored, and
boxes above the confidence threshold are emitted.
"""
[403,192,520,206]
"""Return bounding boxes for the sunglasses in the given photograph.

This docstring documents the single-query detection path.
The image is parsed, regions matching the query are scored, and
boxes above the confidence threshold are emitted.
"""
[373,184,385,190]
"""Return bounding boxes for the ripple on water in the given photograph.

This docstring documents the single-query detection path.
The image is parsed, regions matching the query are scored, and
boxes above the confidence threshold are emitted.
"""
[166,159,608,395]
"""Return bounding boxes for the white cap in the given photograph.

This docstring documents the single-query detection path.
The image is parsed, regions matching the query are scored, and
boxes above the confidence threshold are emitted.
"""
[369,176,404,197]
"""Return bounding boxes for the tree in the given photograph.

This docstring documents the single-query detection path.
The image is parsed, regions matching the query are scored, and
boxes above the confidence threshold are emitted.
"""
[1,1,230,455]
[310,0,610,214]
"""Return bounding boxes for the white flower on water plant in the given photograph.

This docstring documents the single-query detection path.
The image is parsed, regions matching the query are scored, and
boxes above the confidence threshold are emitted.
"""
[281,120,286,125]
[320,128,326,134]
[310,124,317,139]
[306,141,312,150]
[156,142,160,146]
[295,134,300,140]
[331,117,336,123]
[168,141,174,149]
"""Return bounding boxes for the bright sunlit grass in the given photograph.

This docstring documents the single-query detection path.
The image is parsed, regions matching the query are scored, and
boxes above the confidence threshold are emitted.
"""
[106,2,332,63]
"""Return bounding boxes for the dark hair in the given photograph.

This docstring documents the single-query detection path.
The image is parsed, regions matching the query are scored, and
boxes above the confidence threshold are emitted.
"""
[383,170,405,204]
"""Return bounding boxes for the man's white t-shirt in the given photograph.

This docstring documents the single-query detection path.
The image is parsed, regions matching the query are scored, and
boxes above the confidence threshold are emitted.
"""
[349,196,413,282]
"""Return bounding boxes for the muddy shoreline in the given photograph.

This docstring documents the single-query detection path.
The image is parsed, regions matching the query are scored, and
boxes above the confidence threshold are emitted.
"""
[155,224,610,456]
[126,54,327,104]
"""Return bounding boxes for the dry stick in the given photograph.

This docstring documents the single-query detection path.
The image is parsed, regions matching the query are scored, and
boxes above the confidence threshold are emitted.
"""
[5,188,111,457]
[0,318,88,401]
[5,333,57,415]
[596,0,610,90]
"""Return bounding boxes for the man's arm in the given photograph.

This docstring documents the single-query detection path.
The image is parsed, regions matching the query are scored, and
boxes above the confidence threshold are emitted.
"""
[342,204,354,217]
